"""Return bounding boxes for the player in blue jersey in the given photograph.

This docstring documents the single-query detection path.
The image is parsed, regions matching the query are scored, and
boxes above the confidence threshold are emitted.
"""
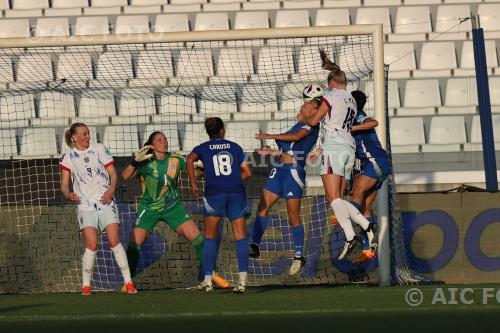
[187,117,252,293]
[248,84,322,276]
[350,90,391,263]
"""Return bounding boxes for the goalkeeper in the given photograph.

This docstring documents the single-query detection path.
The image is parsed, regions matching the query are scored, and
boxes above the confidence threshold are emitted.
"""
[122,131,228,288]
[248,84,321,276]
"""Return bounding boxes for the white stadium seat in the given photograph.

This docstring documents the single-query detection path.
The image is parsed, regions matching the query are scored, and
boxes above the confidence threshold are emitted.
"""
[95,52,133,81]
[399,79,440,116]
[124,5,162,14]
[57,53,93,83]
[444,0,479,3]
[103,125,139,157]
[163,4,201,13]
[0,19,30,38]
[430,5,471,41]
[157,95,196,123]
[477,4,500,38]
[0,129,18,158]
[176,49,214,83]
[217,48,254,77]
[16,54,53,83]
[134,50,173,86]
[414,42,457,78]
[78,92,116,124]
[52,0,89,7]
[234,11,269,29]
[83,6,121,16]
[455,41,498,77]
[440,78,477,115]
[45,8,83,17]
[154,14,189,32]
[384,43,416,79]
[314,9,350,26]
[12,0,49,9]
[75,16,110,35]
[390,117,425,153]
[405,0,440,4]
[142,124,180,151]
[170,0,205,4]
[20,127,58,157]
[275,10,310,28]
[199,86,238,116]
[38,92,76,121]
[241,84,278,115]
[242,1,279,11]
[422,116,466,152]
[365,80,400,113]
[391,6,431,42]
[118,89,156,117]
[0,94,34,128]
[0,57,13,84]
[0,0,9,9]
[323,0,360,8]
[194,12,229,31]
[203,2,240,11]
[92,0,127,6]
[256,47,294,77]
[355,7,392,34]
[225,122,260,151]
[295,46,330,80]
[490,77,500,112]
[35,18,70,37]
[283,0,320,10]
[467,115,500,151]
[114,15,150,34]
[183,123,207,152]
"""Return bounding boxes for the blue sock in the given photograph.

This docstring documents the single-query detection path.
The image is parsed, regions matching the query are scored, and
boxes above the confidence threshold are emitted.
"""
[291,224,305,258]
[251,215,268,244]
[350,201,362,211]
[367,216,375,225]
[235,238,249,273]
[203,238,217,276]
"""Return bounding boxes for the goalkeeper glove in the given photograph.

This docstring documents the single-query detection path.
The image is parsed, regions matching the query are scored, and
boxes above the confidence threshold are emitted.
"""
[131,145,154,168]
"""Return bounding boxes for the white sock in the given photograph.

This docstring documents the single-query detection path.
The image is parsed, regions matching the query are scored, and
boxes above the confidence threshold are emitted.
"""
[239,272,248,284]
[204,274,213,284]
[82,248,96,287]
[343,200,370,230]
[111,243,132,284]
[331,198,355,241]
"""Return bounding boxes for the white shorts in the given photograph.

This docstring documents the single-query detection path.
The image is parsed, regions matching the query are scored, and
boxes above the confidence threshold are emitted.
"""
[319,143,355,180]
[76,201,120,231]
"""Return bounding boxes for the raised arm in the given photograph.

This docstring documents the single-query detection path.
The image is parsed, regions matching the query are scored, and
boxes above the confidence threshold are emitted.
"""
[303,101,329,126]
[255,128,310,142]
[351,118,378,132]
[186,151,200,196]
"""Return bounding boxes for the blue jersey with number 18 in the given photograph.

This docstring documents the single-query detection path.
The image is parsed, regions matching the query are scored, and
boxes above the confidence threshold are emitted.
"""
[192,138,246,196]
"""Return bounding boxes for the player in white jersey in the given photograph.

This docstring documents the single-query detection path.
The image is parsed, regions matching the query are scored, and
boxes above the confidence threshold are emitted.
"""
[300,70,376,261]
[59,122,137,295]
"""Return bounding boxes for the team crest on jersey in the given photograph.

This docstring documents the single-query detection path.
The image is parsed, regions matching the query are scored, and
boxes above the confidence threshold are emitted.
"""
[83,156,89,163]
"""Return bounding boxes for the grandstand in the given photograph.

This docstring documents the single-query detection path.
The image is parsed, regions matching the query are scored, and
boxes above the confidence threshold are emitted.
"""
[0,0,499,296]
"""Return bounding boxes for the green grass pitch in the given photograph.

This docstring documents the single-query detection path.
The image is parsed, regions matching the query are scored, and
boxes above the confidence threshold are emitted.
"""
[1,284,500,333]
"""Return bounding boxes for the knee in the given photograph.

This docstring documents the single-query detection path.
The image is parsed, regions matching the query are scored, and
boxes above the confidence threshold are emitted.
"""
[86,243,98,252]
[108,238,120,248]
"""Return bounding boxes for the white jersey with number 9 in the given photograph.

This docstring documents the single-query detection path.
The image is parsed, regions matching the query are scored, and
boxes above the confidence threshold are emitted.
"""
[320,88,357,148]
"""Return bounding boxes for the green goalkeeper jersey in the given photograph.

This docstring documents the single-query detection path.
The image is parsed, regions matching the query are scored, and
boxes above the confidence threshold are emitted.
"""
[137,152,186,211]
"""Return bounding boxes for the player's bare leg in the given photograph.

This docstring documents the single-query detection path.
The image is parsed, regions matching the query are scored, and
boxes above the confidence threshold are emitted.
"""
[105,223,137,294]
[249,189,280,258]
[81,226,98,295]
[286,198,306,275]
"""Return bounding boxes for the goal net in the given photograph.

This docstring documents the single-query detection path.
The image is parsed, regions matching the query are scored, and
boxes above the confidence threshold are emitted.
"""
[0,26,425,293]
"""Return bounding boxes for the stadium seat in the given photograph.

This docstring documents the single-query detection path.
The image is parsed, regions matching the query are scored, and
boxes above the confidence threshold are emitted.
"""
[170,0,206,4]
[296,46,330,79]
[0,57,13,86]
[78,92,116,124]
[256,47,294,78]
[0,94,34,128]
[175,49,214,84]
[467,114,500,151]
[422,116,466,152]
[384,43,416,79]
[241,84,278,114]
[364,0,400,5]
[75,16,110,35]
[0,0,9,9]
[114,15,150,34]
[194,12,229,31]
[390,6,431,42]
[414,42,457,78]
[124,5,162,14]
[103,125,139,157]
[182,123,207,152]
[154,14,189,32]
[365,80,400,113]
[142,124,180,151]
[455,41,498,77]
[234,11,269,29]
[445,0,480,3]
[95,52,133,83]
[440,78,477,115]
[16,54,53,84]
[0,19,30,38]
[117,89,156,124]
[399,79,440,116]
[57,53,93,84]
[92,0,127,6]
[45,7,83,17]
[275,10,310,28]
[163,4,201,13]
[83,6,121,15]
[0,129,18,158]
[282,0,320,10]
[430,5,471,41]
[35,18,70,37]
[203,2,240,11]
[314,9,350,26]
[156,95,196,124]
[490,77,500,112]
[225,122,260,151]
[133,50,172,86]
[390,117,425,153]
[415,0,452,3]
[323,0,360,8]
[477,4,500,38]
[216,48,254,78]
[52,0,89,7]
[355,7,392,34]
[20,127,58,157]
[242,1,279,11]
[12,0,49,9]
[199,86,238,115]
[36,92,76,126]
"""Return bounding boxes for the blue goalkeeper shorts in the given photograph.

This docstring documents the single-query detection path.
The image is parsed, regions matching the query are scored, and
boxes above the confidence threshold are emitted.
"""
[263,164,305,200]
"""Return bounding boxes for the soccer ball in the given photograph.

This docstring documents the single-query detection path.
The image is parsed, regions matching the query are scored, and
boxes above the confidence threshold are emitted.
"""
[303,83,324,102]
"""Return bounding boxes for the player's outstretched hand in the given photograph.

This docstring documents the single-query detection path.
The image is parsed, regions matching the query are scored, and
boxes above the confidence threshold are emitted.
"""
[100,189,114,204]
[255,133,271,140]
[255,147,274,156]
[308,147,322,161]
[319,48,340,72]
[66,192,79,203]
[134,145,154,163]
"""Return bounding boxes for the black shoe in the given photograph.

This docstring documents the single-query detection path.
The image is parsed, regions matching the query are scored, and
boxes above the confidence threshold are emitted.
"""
[249,243,260,258]
[338,236,360,261]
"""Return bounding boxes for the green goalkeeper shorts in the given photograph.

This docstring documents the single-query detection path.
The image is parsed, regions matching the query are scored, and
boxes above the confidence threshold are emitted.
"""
[133,201,193,232]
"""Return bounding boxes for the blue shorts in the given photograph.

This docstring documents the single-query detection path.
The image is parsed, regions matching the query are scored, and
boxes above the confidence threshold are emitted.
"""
[360,157,391,190]
[263,164,305,200]
[203,192,249,220]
